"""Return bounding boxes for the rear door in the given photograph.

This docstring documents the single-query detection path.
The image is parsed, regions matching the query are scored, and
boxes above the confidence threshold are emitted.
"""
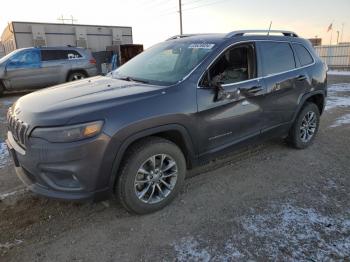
[40,50,68,85]
[257,41,307,130]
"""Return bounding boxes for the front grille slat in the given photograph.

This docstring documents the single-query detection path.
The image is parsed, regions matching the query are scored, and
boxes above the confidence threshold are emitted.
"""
[7,109,29,148]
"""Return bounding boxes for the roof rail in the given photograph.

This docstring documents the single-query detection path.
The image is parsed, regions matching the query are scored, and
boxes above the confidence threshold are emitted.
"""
[226,30,299,38]
[166,34,198,41]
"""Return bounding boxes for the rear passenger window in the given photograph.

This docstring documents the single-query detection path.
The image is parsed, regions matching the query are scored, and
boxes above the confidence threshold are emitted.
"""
[259,42,296,76]
[293,44,314,66]
[41,50,82,61]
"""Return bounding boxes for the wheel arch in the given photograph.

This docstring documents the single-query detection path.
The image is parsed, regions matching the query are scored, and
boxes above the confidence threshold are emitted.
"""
[66,69,88,81]
[293,91,326,121]
[108,124,197,192]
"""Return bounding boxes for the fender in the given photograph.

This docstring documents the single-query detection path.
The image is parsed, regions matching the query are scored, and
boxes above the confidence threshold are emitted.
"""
[292,90,326,122]
[107,123,197,193]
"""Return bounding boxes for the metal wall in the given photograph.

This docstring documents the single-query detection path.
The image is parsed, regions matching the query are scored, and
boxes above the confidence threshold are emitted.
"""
[1,21,133,54]
[314,44,350,70]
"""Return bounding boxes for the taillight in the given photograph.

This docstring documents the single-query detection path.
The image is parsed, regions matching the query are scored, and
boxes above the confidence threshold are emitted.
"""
[89,58,96,64]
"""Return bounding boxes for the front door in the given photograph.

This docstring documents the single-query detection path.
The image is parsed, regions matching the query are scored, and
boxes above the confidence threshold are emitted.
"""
[196,42,266,156]
[5,48,45,90]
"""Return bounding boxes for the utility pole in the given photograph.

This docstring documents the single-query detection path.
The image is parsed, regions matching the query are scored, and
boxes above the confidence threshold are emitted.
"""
[179,0,183,35]
[340,23,345,43]
[57,15,77,24]
[336,31,340,44]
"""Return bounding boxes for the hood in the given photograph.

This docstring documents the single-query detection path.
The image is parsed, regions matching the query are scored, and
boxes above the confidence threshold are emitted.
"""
[13,76,164,126]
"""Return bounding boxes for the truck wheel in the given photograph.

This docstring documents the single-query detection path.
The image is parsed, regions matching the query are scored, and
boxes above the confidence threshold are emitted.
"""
[287,102,320,149]
[68,72,86,81]
[117,137,186,214]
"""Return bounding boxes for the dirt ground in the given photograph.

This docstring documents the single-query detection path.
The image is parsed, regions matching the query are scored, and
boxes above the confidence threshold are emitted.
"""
[0,75,349,261]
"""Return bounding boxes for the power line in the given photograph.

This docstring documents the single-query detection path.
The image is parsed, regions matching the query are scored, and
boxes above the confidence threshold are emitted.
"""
[182,0,230,11]
[182,0,211,6]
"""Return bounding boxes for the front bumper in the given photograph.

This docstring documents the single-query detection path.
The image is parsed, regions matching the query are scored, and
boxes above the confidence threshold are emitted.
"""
[6,131,112,201]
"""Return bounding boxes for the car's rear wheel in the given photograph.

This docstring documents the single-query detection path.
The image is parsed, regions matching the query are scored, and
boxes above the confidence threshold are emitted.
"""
[287,102,320,149]
[68,72,86,82]
[117,137,186,214]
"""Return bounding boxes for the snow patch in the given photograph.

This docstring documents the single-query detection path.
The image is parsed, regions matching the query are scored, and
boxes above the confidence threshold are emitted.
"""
[328,83,350,92]
[330,113,350,127]
[173,236,245,261]
[173,203,350,260]
[173,237,211,262]
[236,203,350,260]
[0,189,24,201]
[0,142,10,169]
[326,83,350,111]
[0,239,23,250]
[328,70,350,76]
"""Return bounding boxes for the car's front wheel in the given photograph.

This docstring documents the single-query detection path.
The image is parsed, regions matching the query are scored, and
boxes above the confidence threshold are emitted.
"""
[117,137,186,214]
[287,102,320,149]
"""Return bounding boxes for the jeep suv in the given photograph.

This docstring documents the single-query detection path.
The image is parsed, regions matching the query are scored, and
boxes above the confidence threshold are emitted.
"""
[0,46,98,96]
[6,30,327,214]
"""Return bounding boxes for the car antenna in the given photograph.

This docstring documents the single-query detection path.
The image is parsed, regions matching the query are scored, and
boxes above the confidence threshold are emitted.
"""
[267,21,272,36]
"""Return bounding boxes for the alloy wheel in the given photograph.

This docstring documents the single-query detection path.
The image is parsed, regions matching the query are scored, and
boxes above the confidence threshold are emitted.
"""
[134,154,178,204]
[300,111,317,143]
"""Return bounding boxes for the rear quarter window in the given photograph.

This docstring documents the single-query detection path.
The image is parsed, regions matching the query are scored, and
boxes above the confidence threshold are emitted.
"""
[259,42,296,76]
[293,44,314,66]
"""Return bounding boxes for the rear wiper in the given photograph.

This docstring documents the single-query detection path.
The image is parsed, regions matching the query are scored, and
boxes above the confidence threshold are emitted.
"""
[118,76,149,84]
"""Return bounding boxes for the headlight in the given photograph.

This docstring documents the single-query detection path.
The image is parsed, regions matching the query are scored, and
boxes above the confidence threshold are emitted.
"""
[31,121,104,143]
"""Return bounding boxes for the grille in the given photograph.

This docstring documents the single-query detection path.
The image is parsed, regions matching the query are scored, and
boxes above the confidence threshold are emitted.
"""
[7,108,29,148]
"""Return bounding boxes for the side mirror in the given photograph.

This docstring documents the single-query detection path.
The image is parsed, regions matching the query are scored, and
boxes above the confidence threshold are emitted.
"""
[211,78,236,101]
[212,79,242,101]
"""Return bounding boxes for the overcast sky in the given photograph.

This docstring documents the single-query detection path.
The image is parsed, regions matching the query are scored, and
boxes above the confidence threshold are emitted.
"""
[1,0,349,47]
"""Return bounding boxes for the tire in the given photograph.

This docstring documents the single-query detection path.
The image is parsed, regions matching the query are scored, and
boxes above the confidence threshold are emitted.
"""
[117,137,186,214]
[287,102,320,149]
[67,72,86,82]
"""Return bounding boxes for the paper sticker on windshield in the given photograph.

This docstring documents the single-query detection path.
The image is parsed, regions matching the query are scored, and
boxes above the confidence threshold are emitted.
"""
[188,43,215,49]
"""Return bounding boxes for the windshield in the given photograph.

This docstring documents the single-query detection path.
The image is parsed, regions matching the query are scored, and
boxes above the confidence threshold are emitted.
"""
[0,49,22,64]
[112,41,216,86]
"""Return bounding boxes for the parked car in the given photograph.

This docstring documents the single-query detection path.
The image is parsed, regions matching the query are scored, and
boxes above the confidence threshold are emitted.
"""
[6,30,327,214]
[0,46,98,96]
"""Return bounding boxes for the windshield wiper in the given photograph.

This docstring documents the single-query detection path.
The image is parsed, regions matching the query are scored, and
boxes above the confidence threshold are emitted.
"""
[118,76,149,84]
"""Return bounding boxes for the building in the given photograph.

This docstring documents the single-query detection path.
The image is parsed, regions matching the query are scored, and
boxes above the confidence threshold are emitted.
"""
[1,21,133,54]
[308,38,322,47]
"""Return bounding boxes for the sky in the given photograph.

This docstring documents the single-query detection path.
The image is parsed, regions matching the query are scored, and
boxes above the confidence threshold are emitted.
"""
[0,0,349,48]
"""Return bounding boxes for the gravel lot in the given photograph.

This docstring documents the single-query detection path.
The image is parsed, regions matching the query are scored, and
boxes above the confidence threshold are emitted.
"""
[0,75,349,261]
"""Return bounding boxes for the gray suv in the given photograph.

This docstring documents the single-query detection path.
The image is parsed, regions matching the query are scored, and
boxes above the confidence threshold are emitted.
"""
[0,47,98,96]
[6,30,327,214]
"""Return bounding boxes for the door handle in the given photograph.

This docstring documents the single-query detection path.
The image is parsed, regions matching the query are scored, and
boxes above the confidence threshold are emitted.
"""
[246,85,264,94]
[296,75,307,81]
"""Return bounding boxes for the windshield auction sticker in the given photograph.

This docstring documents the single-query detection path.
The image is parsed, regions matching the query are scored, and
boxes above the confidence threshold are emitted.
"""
[188,43,215,49]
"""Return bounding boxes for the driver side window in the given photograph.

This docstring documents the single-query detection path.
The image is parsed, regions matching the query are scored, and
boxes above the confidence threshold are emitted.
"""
[200,43,257,87]
[8,49,41,68]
